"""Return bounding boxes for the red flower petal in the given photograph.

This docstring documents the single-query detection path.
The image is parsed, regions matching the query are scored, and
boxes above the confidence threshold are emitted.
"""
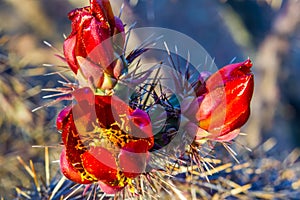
[205,59,252,90]
[128,109,154,150]
[119,148,148,179]
[64,7,92,74]
[118,140,150,178]
[90,0,114,28]
[122,140,151,153]
[61,111,89,179]
[98,180,126,194]
[63,33,78,73]
[56,106,72,131]
[81,146,118,183]
[80,18,113,70]
[60,148,93,184]
[71,87,98,133]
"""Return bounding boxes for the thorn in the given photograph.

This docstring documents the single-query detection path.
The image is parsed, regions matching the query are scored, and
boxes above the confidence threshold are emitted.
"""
[119,2,125,18]
[229,57,237,64]
[43,63,54,67]
[43,40,52,47]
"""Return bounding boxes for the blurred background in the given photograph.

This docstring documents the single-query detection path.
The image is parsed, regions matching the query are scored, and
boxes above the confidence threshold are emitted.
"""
[0,0,300,198]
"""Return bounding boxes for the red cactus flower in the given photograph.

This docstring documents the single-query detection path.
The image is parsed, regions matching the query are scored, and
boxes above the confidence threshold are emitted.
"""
[188,59,254,142]
[58,88,153,192]
[63,0,125,90]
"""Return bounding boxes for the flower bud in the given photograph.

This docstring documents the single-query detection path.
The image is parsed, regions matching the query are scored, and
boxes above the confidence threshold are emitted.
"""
[194,59,254,141]
[63,0,125,90]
